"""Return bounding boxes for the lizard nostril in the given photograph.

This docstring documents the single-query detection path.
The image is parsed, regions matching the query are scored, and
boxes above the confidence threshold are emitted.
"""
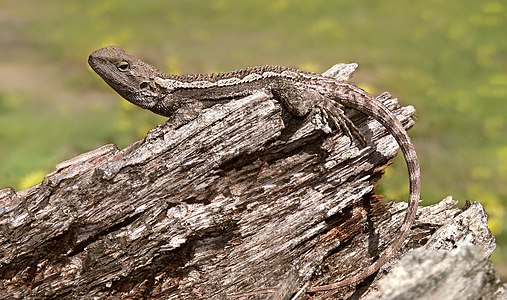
[140,81,149,89]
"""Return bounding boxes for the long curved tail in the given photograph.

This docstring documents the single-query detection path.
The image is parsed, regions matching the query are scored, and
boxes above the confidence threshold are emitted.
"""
[309,91,421,291]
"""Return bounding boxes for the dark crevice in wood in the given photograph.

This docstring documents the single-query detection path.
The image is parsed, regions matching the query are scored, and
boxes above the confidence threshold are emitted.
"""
[0,81,499,299]
[69,212,145,257]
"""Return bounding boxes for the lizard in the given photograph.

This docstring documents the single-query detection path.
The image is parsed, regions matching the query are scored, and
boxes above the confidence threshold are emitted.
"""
[88,46,420,293]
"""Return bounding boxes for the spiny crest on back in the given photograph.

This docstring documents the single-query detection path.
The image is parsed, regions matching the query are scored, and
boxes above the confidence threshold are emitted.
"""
[167,65,320,83]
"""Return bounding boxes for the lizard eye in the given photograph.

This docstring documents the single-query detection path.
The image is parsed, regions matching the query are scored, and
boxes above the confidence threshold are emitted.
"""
[116,61,130,72]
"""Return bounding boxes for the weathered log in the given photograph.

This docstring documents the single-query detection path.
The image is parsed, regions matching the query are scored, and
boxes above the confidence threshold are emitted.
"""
[0,64,500,299]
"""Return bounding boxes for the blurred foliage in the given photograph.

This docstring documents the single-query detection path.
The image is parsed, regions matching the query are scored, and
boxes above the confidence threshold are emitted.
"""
[0,0,506,277]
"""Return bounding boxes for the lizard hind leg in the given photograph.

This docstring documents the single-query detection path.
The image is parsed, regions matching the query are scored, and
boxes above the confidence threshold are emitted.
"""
[271,81,366,148]
[319,100,367,148]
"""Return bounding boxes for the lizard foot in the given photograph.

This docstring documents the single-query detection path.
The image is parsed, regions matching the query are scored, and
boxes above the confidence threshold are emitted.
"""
[318,101,367,148]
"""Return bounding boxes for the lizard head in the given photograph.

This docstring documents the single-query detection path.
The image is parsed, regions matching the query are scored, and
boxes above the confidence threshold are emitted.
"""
[88,46,163,109]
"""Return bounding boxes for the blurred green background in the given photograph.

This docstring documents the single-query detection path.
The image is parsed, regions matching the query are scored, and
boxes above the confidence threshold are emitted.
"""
[1,0,506,278]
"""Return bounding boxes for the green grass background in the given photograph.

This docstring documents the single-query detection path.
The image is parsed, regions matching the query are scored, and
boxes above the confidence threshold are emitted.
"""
[1,0,506,278]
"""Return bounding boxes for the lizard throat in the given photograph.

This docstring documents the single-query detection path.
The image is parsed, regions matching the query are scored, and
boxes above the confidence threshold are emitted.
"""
[131,90,159,109]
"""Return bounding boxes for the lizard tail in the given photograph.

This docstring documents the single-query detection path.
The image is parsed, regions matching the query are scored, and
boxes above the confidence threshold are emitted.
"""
[308,92,421,292]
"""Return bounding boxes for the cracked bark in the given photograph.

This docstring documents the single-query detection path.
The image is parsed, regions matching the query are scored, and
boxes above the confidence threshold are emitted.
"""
[0,65,502,299]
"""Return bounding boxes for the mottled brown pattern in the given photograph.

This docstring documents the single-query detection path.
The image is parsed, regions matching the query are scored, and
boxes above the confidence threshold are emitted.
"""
[88,45,421,293]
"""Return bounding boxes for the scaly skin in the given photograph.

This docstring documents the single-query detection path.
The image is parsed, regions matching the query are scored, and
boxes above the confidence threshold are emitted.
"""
[89,46,420,292]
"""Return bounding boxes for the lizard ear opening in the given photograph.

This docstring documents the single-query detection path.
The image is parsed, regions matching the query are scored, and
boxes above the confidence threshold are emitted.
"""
[140,81,149,89]
[116,61,130,72]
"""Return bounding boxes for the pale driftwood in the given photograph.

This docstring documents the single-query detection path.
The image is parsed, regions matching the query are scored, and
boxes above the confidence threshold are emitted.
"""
[0,64,500,299]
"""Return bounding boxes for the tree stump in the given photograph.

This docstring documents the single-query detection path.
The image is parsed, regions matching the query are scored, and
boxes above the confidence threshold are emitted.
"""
[0,64,502,299]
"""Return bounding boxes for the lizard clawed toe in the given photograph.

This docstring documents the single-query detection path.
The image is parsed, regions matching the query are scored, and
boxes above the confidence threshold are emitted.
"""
[319,103,367,148]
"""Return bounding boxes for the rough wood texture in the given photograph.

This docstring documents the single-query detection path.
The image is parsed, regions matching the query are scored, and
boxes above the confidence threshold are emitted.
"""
[0,64,500,299]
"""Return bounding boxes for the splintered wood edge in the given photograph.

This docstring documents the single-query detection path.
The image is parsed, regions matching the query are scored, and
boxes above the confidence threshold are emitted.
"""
[0,64,426,299]
[309,197,497,299]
